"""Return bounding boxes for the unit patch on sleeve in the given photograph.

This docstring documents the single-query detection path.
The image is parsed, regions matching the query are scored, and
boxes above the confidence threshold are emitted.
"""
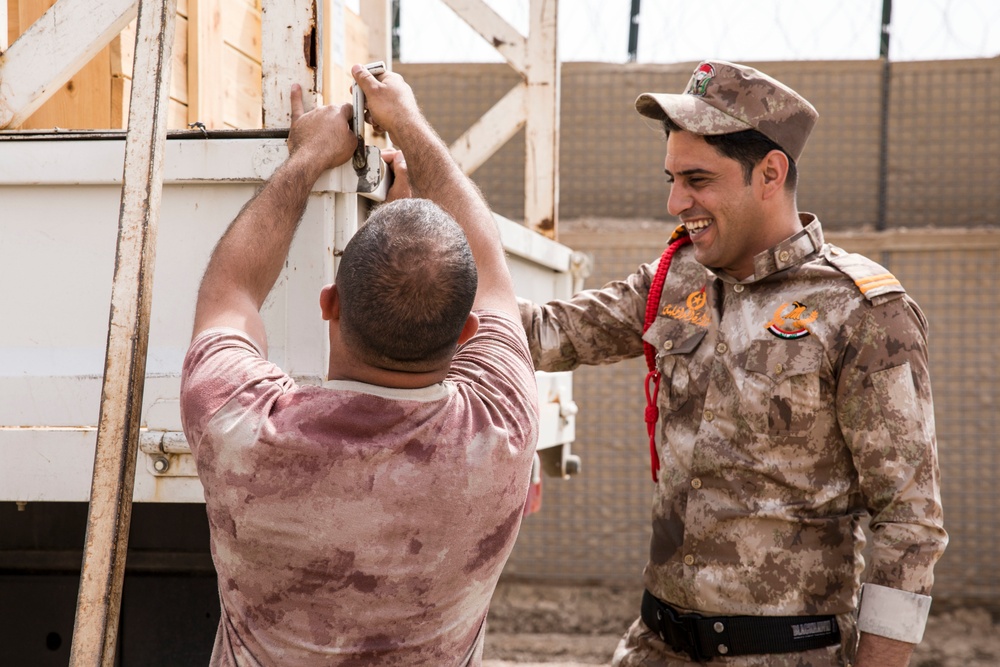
[765,301,818,339]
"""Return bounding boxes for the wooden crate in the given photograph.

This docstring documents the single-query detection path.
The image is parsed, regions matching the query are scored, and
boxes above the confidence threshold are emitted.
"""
[4,0,373,130]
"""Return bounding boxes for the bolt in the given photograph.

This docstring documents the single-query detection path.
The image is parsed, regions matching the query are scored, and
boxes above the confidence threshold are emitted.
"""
[153,457,170,473]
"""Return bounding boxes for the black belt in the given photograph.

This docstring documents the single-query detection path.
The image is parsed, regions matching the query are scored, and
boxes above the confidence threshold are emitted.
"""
[641,590,840,663]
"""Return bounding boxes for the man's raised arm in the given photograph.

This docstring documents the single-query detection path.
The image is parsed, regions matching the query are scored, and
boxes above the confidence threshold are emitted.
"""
[352,65,517,319]
[191,86,356,352]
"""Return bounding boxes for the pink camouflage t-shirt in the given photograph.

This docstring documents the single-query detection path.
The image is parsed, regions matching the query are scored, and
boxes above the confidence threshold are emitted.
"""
[179,311,539,666]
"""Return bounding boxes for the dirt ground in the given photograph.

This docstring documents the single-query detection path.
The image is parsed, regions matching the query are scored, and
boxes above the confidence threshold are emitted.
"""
[481,582,1000,667]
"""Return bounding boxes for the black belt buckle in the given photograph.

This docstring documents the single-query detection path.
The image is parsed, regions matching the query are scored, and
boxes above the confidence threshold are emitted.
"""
[652,599,706,662]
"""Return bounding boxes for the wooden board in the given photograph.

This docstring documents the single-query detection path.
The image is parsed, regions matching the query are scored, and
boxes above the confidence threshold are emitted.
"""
[221,0,260,60]
[112,13,189,127]
[8,0,115,129]
[223,47,262,128]
[4,0,373,130]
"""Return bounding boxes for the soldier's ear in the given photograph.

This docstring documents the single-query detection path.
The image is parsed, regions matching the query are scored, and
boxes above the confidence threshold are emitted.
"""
[759,150,788,198]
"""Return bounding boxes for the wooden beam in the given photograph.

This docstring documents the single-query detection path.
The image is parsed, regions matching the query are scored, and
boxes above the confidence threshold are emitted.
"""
[437,0,559,237]
[449,82,526,175]
[261,0,316,127]
[1,2,9,52]
[523,0,559,238]
[321,0,345,104]
[0,0,139,129]
[359,0,390,65]
[440,0,527,76]
[68,0,177,664]
[188,0,224,127]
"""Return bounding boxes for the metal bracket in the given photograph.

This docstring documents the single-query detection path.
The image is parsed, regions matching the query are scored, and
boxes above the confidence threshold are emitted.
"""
[138,430,197,477]
[323,145,386,195]
[538,443,582,479]
[351,60,386,172]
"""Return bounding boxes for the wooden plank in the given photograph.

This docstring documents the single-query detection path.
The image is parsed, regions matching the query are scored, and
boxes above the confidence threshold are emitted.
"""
[523,0,558,238]
[449,82,526,175]
[109,21,133,127]
[440,0,527,76]
[359,0,390,65]
[113,13,189,128]
[110,22,136,127]
[188,0,224,127]
[323,7,369,106]
[112,19,136,78]
[68,0,178,664]
[0,0,139,129]
[221,0,260,61]
[223,47,261,128]
[322,0,347,104]
[171,13,188,105]
[169,96,188,128]
[8,0,114,129]
[260,0,315,127]
[1,1,9,51]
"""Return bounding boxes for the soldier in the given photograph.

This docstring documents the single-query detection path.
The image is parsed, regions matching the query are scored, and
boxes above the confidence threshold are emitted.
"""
[180,66,538,666]
[519,60,947,666]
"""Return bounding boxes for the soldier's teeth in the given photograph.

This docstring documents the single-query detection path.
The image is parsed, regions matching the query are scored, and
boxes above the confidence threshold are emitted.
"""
[685,219,712,232]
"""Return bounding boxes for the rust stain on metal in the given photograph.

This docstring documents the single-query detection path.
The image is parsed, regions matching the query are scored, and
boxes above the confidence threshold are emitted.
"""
[533,217,556,238]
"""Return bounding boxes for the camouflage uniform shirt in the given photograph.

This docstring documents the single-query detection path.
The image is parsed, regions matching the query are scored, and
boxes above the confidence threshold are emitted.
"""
[180,312,538,666]
[520,216,947,618]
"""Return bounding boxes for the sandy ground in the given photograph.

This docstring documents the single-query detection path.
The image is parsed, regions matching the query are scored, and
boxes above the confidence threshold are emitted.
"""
[481,582,1000,667]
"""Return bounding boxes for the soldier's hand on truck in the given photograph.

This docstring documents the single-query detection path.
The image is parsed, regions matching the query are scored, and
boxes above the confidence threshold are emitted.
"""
[287,83,357,171]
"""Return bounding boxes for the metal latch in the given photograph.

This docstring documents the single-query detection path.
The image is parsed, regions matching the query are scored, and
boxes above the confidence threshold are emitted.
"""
[350,61,390,194]
[139,430,197,477]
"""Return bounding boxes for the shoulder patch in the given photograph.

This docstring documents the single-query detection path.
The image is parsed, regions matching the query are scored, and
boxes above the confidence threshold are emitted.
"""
[823,244,906,302]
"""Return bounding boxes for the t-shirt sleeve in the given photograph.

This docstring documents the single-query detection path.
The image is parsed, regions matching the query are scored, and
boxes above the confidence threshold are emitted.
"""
[179,327,294,452]
[448,311,539,447]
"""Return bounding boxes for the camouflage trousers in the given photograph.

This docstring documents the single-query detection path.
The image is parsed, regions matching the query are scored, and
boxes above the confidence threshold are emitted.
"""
[611,613,858,667]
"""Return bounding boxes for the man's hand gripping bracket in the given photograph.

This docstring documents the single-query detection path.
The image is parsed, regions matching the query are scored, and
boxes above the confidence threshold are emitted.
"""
[348,61,390,196]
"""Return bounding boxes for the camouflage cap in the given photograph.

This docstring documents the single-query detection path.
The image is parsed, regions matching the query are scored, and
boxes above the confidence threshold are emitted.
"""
[635,60,819,162]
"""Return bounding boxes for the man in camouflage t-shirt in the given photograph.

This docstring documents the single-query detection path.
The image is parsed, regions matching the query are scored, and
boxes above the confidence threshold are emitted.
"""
[520,61,947,666]
[181,66,538,666]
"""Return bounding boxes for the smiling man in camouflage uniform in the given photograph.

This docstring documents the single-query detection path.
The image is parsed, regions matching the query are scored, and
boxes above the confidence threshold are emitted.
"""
[519,60,947,666]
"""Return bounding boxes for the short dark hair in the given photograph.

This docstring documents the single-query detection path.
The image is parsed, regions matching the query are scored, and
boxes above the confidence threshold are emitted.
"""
[336,199,477,371]
[662,118,798,191]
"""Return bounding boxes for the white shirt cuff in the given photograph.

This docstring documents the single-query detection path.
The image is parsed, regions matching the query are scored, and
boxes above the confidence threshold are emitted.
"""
[857,583,932,644]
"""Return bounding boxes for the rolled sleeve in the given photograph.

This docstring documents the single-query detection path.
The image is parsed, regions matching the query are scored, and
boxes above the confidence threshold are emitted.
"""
[857,583,932,643]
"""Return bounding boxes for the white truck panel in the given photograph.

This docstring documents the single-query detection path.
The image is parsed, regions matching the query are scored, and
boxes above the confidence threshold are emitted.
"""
[0,136,578,502]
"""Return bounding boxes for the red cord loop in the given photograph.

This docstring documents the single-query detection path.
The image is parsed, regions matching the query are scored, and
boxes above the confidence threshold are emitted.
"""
[641,235,690,483]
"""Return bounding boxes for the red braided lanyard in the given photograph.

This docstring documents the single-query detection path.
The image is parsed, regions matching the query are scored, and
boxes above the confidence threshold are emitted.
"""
[642,235,691,482]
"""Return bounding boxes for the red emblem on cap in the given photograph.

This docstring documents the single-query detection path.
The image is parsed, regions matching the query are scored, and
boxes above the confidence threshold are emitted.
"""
[687,63,716,97]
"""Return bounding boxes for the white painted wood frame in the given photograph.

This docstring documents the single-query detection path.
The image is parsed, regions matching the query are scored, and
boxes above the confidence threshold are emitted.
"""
[261,0,318,126]
[439,0,559,238]
[0,0,139,129]
[67,0,178,664]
